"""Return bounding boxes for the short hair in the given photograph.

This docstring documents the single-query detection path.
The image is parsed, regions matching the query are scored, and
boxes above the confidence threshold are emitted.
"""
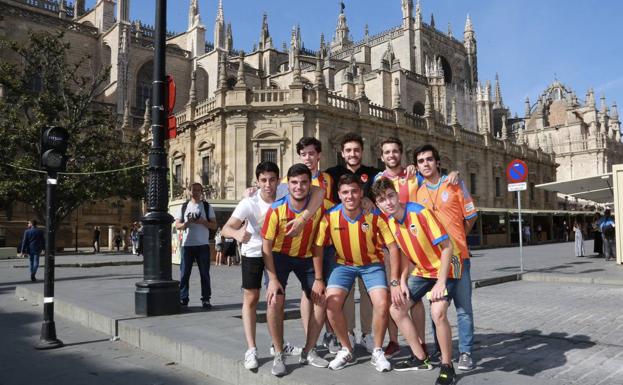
[380,137,403,154]
[340,132,364,150]
[30,219,37,227]
[296,137,322,154]
[413,143,441,164]
[287,163,312,180]
[190,182,203,190]
[337,174,361,190]
[370,177,397,201]
[255,161,280,179]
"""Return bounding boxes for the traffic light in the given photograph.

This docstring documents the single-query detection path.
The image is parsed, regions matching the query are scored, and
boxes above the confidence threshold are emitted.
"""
[40,126,69,172]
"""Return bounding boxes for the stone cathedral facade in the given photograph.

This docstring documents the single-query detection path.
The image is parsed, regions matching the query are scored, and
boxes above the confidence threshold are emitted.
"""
[1,0,620,247]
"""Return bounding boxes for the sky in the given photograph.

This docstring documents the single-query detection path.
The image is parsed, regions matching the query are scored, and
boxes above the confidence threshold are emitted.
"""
[88,0,623,115]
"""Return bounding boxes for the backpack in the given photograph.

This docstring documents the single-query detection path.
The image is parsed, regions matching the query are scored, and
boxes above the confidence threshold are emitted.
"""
[179,200,211,223]
[603,223,615,240]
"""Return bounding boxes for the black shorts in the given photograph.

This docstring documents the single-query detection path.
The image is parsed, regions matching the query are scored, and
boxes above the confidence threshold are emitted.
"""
[241,256,265,290]
[264,252,315,299]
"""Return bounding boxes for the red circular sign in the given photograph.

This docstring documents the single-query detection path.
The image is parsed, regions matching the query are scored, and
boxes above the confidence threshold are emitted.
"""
[506,159,528,183]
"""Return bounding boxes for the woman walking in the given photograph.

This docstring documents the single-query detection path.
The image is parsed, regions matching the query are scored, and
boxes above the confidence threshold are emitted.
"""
[593,213,603,257]
[573,221,585,257]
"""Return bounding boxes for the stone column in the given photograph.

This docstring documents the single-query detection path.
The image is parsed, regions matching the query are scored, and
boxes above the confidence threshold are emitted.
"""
[108,225,115,251]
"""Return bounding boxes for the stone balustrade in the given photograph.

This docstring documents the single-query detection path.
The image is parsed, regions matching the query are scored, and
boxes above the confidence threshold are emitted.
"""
[327,92,359,113]
[369,103,394,121]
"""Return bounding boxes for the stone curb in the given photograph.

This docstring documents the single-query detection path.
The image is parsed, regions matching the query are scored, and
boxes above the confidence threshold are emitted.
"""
[12,261,143,268]
[521,272,623,286]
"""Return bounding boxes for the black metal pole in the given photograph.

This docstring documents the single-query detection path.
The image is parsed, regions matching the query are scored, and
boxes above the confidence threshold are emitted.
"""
[135,0,179,316]
[35,171,63,349]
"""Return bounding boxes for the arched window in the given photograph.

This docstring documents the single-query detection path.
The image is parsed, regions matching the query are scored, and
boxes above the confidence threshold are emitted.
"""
[437,56,453,84]
[413,102,425,116]
[135,61,153,112]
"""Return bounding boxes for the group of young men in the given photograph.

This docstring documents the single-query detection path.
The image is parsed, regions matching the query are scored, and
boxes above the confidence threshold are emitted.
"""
[222,133,478,385]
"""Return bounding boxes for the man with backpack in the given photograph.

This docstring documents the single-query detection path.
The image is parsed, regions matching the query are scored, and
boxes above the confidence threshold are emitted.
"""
[175,182,217,309]
[601,209,616,261]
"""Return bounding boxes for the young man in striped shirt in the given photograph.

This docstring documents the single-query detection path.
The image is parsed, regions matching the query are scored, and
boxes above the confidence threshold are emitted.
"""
[261,164,333,376]
[372,177,460,385]
[314,174,401,372]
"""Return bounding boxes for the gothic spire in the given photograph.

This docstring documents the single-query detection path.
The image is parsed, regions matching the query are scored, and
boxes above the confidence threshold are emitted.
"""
[415,0,422,28]
[524,96,531,117]
[501,115,508,140]
[314,53,325,89]
[612,102,619,121]
[494,73,503,108]
[236,51,246,88]
[430,13,435,29]
[218,53,227,89]
[189,69,197,104]
[259,12,272,49]
[600,93,607,114]
[464,14,473,33]
[357,67,367,99]
[292,49,302,85]
[214,0,225,49]
[225,22,233,52]
[450,96,458,125]
[447,22,453,38]
[393,78,401,109]
[333,1,351,47]
[424,88,433,117]
[187,0,202,30]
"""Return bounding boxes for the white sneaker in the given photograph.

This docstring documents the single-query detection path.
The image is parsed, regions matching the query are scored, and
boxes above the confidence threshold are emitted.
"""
[270,341,303,356]
[329,347,354,370]
[371,348,391,372]
[244,348,258,370]
[360,334,374,354]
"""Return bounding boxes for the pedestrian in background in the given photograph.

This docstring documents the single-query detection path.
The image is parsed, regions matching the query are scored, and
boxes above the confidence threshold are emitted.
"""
[223,237,237,266]
[214,227,224,265]
[93,226,101,253]
[114,230,122,252]
[593,213,603,257]
[130,222,140,255]
[601,209,616,261]
[20,220,45,282]
[573,221,585,257]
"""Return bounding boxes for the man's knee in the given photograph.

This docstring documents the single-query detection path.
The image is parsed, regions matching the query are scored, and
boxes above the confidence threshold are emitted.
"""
[243,289,260,307]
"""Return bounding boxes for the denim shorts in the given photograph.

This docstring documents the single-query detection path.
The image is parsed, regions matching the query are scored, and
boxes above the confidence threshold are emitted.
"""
[264,252,315,298]
[327,262,388,293]
[407,275,458,303]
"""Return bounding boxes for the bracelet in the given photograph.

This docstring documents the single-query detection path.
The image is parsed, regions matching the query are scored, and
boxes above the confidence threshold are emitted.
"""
[314,277,323,281]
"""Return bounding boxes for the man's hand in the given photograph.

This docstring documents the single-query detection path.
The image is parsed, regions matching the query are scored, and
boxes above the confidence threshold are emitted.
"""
[234,220,252,244]
[285,216,306,237]
[447,170,461,185]
[361,197,375,213]
[390,285,407,308]
[405,164,417,178]
[244,186,258,198]
[266,279,284,306]
[430,280,447,302]
[311,280,326,305]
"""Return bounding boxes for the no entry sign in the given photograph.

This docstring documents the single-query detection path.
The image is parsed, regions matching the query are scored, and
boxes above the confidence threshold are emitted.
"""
[506,159,528,183]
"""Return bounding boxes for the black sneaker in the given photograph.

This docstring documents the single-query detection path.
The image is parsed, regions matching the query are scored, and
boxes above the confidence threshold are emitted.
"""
[394,355,433,371]
[435,364,457,385]
[202,300,212,309]
[180,298,189,306]
[429,349,441,364]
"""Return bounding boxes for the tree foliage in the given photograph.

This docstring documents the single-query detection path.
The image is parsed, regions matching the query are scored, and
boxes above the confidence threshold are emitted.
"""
[0,30,147,222]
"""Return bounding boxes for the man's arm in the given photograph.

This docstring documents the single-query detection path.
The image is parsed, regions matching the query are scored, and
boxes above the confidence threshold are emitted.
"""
[464,215,477,235]
[311,245,326,305]
[174,218,187,231]
[262,238,283,306]
[285,186,325,237]
[387,242,407,307]
[430,238,452,301]
[222,216,251,244]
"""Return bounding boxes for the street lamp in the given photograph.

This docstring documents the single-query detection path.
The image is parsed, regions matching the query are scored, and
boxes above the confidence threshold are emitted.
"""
[135,0,180,316]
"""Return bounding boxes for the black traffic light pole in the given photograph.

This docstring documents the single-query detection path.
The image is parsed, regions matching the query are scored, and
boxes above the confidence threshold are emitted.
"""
[35,170,63,349]
[135,0,180,316]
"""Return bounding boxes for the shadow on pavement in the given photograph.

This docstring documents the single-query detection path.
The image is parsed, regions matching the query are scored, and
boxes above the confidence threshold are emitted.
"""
[466,329,595,378]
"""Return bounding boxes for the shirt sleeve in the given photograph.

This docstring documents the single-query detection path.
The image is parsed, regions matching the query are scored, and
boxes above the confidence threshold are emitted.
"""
[458,181,478,220]
[420,208,449,246]
[231,198,250,221]
[261,207,279,240]
[315,215,331,247]
[376,216,396,246]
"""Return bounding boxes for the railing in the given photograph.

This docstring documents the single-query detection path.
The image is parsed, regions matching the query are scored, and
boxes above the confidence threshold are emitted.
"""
[463,130,483,145]
[509,143,522,154]
[436,124,454,137]
[404,112,426,130]
[327,92,359,113]
[492,138,506,150]
[196,97,216,118]
[130,20,176,39]
[251,89,291,104]
[369,103,394,121]
[175,111,187,126]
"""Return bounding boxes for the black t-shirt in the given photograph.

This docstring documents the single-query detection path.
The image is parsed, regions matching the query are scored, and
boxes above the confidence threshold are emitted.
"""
[325,164,381,202]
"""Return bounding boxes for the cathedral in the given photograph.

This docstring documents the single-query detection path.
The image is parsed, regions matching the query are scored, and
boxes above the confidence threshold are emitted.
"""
[0,0,620,248]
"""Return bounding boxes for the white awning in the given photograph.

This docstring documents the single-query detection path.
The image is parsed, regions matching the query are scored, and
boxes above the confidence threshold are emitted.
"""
[536,173,613,204]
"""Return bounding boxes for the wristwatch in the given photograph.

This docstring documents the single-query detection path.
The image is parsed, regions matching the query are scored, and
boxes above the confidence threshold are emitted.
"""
[390,279,400,287]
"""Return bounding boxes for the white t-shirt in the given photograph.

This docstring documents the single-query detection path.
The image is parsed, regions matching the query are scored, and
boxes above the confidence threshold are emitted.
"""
[175,201,216,247]
[230,193,272,258]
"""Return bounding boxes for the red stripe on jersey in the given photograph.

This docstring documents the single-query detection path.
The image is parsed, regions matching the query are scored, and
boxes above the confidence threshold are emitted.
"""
[280,206,293,253]
[338,213,354,266]
[416,212,435,244]
[297,218,314,257]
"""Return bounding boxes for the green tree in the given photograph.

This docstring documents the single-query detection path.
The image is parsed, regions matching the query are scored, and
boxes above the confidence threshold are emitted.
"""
[0,30,147,223]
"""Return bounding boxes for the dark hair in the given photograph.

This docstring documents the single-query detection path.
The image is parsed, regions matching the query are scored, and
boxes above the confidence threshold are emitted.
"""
[287,163,312,180]
[296,137,322,154]
[380,137,403,154]
[30,219,37,227]
[255,161,280,179]
[340,132,364,150]
[605,209,611,217]
[337,174,361,190]
[413,143,441,164]
[370,177,397,200]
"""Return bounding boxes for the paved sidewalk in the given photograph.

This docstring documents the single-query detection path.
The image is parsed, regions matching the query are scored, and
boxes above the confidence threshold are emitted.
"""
[4,241,623,385]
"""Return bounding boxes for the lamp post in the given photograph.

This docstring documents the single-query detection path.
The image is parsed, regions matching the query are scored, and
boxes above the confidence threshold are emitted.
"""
[135,0,180,316]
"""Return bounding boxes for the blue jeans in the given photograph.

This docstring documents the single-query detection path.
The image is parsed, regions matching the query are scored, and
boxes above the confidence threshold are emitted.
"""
[29,253,40,276]
[327,263,387,292]
[432,259,474,354]
[180,244,211,302]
